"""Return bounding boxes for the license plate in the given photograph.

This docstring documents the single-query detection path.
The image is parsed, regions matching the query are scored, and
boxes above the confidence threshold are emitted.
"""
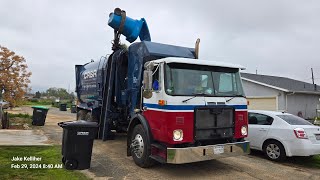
[316,134,320,140]
[213,145,224,154]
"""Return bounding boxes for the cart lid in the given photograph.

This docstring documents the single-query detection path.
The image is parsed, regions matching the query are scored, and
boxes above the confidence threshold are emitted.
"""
[58,120,98,128]
[32,106,49,110]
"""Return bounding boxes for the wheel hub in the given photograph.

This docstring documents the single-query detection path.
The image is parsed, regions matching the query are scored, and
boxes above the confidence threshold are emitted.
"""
[266,144,280,159]
[131,134,144,158]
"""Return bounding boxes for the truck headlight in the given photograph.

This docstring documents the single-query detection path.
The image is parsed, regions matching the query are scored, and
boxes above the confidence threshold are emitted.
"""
[173,129,183,141]
[241,126,248,136]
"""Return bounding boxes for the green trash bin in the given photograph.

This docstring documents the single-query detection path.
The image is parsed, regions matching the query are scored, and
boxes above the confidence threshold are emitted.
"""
[31,106,49,126]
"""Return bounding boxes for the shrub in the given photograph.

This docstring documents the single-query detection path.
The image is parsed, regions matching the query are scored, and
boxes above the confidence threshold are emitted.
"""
[8,113,32,119]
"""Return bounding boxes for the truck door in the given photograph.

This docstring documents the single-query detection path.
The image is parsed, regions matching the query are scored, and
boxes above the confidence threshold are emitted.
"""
[247,112,273,150]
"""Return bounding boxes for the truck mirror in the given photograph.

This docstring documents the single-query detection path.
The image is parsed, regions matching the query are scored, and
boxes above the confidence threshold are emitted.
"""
[144,62,154,70]
[143,70,153,90]
[143,62,155,99]
[143,70,153,99]
[143,90,152,99]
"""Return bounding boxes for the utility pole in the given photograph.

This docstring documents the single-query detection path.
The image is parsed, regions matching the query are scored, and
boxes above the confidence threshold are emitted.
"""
[311,68,315,85]
[311,68,316,91]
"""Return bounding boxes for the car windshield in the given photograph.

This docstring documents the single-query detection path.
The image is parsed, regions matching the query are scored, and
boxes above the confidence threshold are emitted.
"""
[165,63,245,96]
[277,115,313,125]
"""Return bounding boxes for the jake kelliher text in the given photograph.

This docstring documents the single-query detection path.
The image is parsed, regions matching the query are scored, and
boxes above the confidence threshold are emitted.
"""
[11,156,42,162]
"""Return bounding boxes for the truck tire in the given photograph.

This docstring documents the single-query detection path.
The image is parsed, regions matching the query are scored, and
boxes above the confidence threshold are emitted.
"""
[77,110,87,120]
[263,140,286,161]
[130,124,154,168]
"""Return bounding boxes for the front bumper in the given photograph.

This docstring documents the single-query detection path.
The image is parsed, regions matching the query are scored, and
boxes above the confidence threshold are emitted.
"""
[166,141,250,164]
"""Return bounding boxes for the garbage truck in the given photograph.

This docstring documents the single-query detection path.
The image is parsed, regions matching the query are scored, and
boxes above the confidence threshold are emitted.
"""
[75,8,250,167]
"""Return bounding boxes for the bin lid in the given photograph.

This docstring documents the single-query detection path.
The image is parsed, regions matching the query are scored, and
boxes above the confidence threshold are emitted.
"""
[32,106,49,110]
[58,120,98,128]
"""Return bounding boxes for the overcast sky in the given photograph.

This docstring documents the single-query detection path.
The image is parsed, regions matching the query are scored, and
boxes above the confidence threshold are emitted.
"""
[1,0,320,92]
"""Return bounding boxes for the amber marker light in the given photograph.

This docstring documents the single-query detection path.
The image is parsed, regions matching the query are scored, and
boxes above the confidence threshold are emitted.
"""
[158,100,166,106]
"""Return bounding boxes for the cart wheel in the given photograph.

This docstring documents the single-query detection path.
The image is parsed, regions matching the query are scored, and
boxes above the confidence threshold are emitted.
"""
[65,159,78,170]
[62,157,66,164]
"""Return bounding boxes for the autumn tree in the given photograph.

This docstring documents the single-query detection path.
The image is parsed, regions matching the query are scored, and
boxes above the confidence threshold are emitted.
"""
[0,46,32,107]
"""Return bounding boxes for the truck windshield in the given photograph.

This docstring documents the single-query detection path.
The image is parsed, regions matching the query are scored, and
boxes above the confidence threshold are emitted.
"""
[165,63,245,97]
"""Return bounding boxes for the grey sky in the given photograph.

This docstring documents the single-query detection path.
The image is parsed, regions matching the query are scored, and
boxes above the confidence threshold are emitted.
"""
[1,0,320,92]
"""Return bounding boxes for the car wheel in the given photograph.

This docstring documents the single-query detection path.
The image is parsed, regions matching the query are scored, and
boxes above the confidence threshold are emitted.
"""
[130,124,154,168]
[77,110,87,120]
[263,140,286,161]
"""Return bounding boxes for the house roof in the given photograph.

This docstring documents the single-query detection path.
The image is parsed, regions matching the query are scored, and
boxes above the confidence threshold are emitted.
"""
[241,73,320,94]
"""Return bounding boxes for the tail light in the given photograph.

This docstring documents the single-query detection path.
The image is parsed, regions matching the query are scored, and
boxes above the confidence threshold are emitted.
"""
[294,128,308,139]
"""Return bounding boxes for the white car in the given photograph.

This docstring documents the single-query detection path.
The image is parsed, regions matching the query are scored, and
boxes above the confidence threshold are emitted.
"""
[246,110,320,161]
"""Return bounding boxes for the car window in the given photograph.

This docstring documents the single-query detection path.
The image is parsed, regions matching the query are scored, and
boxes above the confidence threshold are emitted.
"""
[277,115,313,125]
[248,113,274,125]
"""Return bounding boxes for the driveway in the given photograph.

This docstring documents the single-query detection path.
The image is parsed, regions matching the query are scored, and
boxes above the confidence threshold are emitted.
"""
[17,107,320,179]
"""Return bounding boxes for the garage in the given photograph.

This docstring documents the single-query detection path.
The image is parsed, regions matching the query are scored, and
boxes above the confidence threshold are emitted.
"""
[247,97,277,111]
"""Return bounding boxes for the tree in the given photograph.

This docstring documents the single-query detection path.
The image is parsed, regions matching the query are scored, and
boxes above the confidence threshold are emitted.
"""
[34,91,41,98]
[0,46,32,107]
[45,87,74,100]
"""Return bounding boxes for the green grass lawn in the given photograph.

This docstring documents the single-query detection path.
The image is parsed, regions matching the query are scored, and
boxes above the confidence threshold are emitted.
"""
[296,155,320,169]
[0,146,89,180]
[24,100,53,106]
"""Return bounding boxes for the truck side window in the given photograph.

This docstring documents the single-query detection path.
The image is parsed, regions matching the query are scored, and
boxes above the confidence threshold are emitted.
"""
[152,65,160,91]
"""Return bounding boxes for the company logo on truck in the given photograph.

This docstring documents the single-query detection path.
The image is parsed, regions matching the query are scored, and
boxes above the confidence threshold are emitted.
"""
[83,70,97,80]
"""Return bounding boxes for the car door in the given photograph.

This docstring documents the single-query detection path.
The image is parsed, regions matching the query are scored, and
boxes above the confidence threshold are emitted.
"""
[247,113,274,150]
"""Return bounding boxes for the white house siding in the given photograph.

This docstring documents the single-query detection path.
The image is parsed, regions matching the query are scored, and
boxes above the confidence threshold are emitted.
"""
[242,80,286,110]
[242,80,280,97]
[286,93,320,118]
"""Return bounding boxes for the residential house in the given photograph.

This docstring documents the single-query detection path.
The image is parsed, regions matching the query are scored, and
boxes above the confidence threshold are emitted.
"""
[241,73,320,118]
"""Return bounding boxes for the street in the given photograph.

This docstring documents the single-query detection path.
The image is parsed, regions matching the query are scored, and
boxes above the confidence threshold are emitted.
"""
[15,107,320,180]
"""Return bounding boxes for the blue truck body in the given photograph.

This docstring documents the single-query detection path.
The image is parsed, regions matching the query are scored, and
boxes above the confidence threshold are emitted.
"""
[76,41,195,140]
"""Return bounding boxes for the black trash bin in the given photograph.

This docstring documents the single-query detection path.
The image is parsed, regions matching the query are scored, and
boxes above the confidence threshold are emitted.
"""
[70,105,77,113]
[31,106,49,126]
[59,103,67,111]
[58,120,98,170]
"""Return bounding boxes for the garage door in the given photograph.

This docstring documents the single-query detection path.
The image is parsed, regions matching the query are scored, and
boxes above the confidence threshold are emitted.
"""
[247,97,277,111]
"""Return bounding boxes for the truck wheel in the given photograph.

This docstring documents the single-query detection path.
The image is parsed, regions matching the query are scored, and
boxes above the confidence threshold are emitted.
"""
[77,110,87,120]
[130,124,154,168]
[263,140,286,161]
